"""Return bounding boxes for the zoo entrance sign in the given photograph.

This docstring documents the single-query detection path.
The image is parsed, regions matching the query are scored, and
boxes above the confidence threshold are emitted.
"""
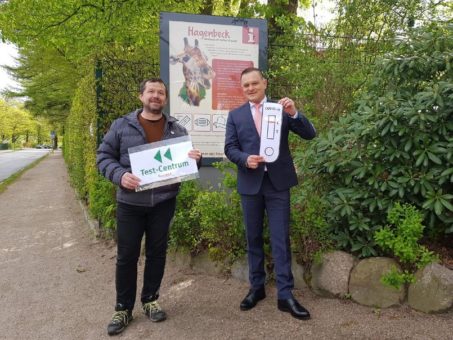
[160,12,268,162]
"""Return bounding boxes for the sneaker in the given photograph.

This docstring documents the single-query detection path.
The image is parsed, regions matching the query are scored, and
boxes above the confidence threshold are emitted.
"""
[107,309,133,336]
[142,300,167,322]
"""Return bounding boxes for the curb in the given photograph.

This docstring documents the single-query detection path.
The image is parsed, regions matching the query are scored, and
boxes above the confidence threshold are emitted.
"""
[77,199,101,236]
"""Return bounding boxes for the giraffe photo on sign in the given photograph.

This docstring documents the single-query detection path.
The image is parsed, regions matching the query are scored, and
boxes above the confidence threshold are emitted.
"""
[170,37,216,106]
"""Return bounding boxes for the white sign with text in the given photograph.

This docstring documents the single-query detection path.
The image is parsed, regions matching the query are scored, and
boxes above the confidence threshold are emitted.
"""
[128,136,199,191]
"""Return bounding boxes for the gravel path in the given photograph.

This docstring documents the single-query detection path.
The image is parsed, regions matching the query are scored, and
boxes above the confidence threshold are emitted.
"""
[0,152,451,340]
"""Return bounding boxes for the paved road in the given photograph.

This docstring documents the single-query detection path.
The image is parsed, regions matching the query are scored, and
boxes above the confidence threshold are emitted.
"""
[0,148,50,182]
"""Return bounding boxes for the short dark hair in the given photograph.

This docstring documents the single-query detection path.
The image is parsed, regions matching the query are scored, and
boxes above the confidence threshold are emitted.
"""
[240,67,264,79]
[139,78,168,97]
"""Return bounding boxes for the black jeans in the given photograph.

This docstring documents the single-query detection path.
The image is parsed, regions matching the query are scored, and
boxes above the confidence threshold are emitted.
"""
[115,198,176,310]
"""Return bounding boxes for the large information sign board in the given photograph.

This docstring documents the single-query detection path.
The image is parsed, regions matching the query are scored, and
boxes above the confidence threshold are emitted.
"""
[160,12,268,162]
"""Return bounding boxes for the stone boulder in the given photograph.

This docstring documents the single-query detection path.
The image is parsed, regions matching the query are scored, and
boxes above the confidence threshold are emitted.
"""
[191,251,224,275]
[167,248,191,269]
[230,256,272,284]
[310,251,355,298]
[349,257,405,308]
[408,263,453,313]
[292,257,308,289]
[231,256,249,282]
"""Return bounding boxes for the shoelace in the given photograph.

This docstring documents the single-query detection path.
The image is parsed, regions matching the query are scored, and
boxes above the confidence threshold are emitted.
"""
[143,301,161,313]
[111,310,129,324]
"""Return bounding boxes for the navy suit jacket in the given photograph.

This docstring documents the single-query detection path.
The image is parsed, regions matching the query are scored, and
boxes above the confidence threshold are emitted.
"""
[224,101,316,195]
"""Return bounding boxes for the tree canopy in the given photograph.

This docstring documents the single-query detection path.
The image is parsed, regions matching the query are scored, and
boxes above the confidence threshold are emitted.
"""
[2,0,448,123]
[0,98,52,146]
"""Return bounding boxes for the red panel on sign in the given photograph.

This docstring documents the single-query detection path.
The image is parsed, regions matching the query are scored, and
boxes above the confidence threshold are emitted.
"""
[212,59,253,110]
[242,27,259,44]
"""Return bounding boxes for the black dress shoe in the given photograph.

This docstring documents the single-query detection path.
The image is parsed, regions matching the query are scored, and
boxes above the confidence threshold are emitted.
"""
[240,288,266,311]
[278,298,311,320]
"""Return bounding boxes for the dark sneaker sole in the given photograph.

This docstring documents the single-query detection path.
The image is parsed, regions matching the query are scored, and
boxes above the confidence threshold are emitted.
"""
[108,326,125,336]
[107,316,133,336]
[149,315,167,322]
[144,311,167,322]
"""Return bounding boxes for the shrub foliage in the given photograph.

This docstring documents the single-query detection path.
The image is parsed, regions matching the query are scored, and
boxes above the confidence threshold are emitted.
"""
[375,203,437,289]
[170,162,246,266]
[295,23,453,257]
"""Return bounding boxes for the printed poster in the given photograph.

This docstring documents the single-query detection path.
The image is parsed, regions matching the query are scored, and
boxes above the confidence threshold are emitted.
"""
[161,13,268,160]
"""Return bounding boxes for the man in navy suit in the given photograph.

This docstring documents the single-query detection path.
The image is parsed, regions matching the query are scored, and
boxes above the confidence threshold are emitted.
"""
[224,67,316,320]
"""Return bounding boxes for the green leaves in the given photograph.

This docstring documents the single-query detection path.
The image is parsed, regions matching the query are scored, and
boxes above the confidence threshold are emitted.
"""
[375,203,437,289]
[0,99,51,147]
[171,161,246,264]
[293,22,453,258]
[422,190,453,216]
[0,0,205,122]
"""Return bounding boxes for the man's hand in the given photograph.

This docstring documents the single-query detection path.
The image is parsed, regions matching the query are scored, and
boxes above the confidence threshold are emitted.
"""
[188,149,202,161]
[278,97,298,117]
[246,155,265,169]
[121,172,141,190]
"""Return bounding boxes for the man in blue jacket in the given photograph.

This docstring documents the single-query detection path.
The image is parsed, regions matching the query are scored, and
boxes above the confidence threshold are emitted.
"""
[97,78,201,336]
[224,67,316,320]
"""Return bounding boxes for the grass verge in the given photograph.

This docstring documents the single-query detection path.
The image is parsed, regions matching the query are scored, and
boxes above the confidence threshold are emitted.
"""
[0,152,51,194]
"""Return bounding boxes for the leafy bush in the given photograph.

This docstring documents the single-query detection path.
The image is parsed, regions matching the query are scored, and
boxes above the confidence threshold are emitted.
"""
[170,162,246,266]
[63,75,96,200]
[171,158,334,269]
[380,268,415,289]
[290,170,333,264]
[195,188,245,265]
[170,180,203,252]
[375,203,438,289]
[88,173,117,235]
[295,22,453,257]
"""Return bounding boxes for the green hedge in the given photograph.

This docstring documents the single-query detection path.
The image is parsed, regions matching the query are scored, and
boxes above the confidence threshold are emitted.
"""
[63,71,117,235]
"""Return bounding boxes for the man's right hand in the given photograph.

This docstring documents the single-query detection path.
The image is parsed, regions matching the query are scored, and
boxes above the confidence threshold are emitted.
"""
[121,172,141,190]
[246,155,265,169]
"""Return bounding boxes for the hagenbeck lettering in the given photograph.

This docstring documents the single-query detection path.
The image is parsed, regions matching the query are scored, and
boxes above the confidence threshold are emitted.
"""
[188,26,231,39]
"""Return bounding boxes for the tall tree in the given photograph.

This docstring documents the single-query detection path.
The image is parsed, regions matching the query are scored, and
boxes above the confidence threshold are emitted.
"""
[334,0,451,41]
[0,0,204,122]
[0,99,37,145]
[4,44,80,123]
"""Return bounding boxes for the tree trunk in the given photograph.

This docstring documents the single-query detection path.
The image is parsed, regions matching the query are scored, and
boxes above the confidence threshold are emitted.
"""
[267,0,299,43]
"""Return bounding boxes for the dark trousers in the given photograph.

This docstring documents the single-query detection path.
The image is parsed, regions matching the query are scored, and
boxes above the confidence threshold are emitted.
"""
[241,173,294,300]
[115,198,176,310]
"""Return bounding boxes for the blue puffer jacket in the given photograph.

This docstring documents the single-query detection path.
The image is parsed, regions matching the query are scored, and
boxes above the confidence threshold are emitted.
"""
[96,109,189,207]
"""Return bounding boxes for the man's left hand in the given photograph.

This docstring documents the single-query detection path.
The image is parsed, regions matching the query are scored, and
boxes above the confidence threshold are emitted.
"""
[188,149,202,161]
[278,97,298,117]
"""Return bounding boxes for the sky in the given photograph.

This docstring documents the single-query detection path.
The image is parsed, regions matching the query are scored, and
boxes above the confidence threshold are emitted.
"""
[0,1,336,93]
[0,41,20,93]
[299,0,336,28]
